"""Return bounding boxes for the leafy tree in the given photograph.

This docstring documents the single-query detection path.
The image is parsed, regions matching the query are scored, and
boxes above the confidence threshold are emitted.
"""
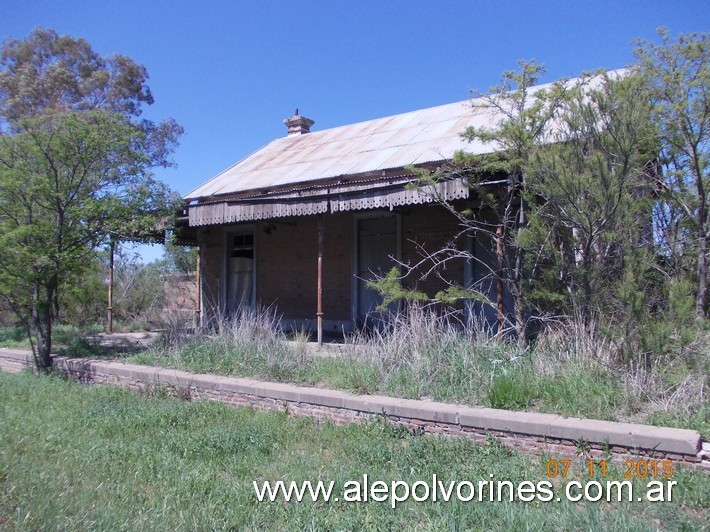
[56,255,106,327]
[523,72,656,323]
[456,62,569,337]
[634,30,709,319]
[160,237,198,277]
[57,247,170,329]
[404,62,568,338]
[109,250,167,326]
[392,66,657,339]
[0,28,154,126]
[0,29,182,370]
[370,32,707,365]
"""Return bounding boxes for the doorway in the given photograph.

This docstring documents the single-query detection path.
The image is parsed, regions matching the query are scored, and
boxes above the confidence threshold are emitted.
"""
[355,214,399,324]
[226,232,255,315]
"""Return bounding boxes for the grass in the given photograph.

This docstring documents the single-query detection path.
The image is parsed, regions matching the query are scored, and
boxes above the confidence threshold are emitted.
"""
[0,324,104,350]
[3,307,706,437]
[130,307,709,437]
[0,371,707,530]
[0,326,29,348]
[0,323,150,359]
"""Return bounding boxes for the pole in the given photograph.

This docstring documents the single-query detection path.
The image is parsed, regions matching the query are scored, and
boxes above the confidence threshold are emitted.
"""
[317,215,324,346]
[107,237,115,334]
[195,247,201,329]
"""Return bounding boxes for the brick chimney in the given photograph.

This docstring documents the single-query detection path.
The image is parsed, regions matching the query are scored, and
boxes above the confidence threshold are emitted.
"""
[283,109,314,136]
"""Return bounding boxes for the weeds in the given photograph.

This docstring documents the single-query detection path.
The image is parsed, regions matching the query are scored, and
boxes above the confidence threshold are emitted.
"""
[131,305,709,436]
[143,308,313,382]
[0,326,27,348]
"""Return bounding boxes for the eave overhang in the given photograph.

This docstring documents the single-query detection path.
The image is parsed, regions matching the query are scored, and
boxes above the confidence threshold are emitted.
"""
[186,170,469,227]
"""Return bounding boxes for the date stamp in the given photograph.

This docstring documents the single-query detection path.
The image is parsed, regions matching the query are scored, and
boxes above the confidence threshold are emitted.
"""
[543,459,678,502]
[545,459,675,479]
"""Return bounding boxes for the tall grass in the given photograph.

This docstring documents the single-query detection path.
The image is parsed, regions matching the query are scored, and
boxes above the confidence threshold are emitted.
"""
[133,305,708,435]
[137,308,312,381]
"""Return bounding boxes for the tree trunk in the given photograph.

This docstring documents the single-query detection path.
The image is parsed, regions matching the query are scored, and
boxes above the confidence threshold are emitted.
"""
[514,197,527,340]
[31,278,56,372]
[692,144,708,320]
[107,237,115,334]
[697,225,708,320]
[496,223,505,338]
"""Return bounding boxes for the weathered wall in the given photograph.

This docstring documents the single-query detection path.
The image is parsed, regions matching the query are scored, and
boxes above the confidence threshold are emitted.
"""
[257,213,352,329]
[198,226,223,322]
[197,205,472,329]
[1,348,707,472]
[401,204,466,297]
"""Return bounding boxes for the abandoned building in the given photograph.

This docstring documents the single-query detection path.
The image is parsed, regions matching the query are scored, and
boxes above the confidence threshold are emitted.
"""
[179,87,553,339]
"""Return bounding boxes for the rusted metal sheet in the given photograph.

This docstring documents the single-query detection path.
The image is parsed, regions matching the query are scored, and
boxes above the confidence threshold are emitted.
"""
[185,98,486,201]
[187,176,467,225]
[188,200,329,226]
[330,179,468,213]
[185,72,624,220]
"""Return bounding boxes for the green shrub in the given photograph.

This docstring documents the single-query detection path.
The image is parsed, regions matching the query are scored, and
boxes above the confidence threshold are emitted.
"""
[486,371,535,409]
[0,326,27,347]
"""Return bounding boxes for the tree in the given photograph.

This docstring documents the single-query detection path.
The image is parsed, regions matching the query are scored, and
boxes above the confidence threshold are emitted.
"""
[0,29,182,370]
[634,30,709,320]
[371,34,707,343]
[0,28,154,126]
[523,72,656,323]
[456,62,569,337]
[402,62,568,338]
[389,65,656,338]
[160,237,198,277]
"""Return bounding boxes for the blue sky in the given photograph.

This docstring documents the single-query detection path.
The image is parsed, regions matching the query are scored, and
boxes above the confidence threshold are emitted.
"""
[2,0,708,261]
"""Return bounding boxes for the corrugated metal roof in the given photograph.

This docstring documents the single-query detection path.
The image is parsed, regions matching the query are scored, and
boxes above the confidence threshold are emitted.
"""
[185,72,620,202]
[184,97,497,201]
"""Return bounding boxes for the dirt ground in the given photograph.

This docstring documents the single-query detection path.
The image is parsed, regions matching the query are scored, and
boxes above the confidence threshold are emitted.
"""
[83,331,161,350]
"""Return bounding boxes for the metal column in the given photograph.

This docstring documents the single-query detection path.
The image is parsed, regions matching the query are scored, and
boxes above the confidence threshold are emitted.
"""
[317,215,324,346]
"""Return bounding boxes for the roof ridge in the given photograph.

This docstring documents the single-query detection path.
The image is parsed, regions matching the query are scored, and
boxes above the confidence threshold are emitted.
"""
[185,68,627,202]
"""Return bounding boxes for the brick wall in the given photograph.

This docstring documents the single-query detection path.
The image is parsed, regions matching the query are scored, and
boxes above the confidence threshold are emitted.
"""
[401,204,466,298]
[258,216,317,319]
[199,206,469,327]
[258,213,352,322]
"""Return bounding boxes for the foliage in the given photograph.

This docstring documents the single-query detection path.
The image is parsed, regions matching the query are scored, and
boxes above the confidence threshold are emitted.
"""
[56,255,107,326]
[141,307,310,381]
[366,267,428,310]
[0,326,26,347]
[159,236,198,276]
[403,65,658,337]
[371,30,708,367]
[486,371,536,409]
[634,29,709,319]
[405,61,569,338]
[109,251,167,326]
[0,28,182,369]
[57,247,191,329]
[0,29,150,124]
[523,72,656,321]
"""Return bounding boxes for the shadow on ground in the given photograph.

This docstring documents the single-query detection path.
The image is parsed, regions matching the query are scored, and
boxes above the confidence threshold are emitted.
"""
[57,332,161,359]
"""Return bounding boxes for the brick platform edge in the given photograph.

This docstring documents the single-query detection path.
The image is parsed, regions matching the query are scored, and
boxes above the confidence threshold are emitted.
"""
[1,348,707,472]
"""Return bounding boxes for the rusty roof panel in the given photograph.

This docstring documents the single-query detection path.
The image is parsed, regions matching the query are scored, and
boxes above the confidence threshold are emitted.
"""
[378,141,436,170]
[355,146,404,174]
[185,72,622,201]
